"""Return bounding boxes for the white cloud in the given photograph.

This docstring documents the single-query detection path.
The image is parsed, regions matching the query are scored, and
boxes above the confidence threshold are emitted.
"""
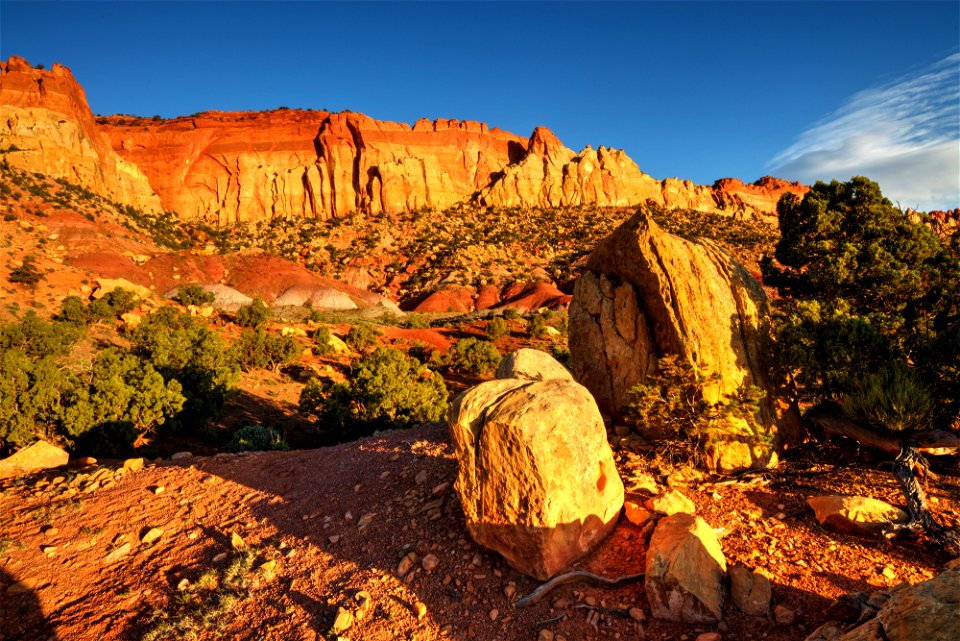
[769,53,960,211]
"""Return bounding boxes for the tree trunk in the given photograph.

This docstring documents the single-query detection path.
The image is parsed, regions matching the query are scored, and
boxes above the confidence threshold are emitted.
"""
[891,443,960,556]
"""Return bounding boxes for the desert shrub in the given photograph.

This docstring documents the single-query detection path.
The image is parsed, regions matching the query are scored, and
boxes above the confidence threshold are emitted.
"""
[233,329,301,373]
[313,325,335,357]
[485,316,509,340]
[345,323,380,353]
[89,288,139,320]
[299,346,448,443]
[551,345,572,370]
[235,297,270,328]
[130,308,238,428]
[502,307,521,320]
[228,424,289,452]
[174,284,216,307]
[526,313,549,339]
[7,256,42,286]
[438,337,502,374]
[403,313,430,329]
[407,342,434,364]
[55,296,92,325]
[623,354,765,448]
[843,365,933,433]
[61,348,184,455]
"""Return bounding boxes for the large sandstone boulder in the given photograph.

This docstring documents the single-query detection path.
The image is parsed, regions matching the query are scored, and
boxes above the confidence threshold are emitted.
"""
[645,512,727,623]
[496,348,573,382]
[0,441,69,479]
[448,378,624,580]
[569,211,778,472]
[829,566,960,641]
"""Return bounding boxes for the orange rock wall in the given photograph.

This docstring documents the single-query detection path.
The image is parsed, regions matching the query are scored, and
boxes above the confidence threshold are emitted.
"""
[0,57,161,212]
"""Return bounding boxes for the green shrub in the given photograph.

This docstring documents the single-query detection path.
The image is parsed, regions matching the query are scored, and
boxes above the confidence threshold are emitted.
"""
[228,424,289,452]
[526,313,549,339]
[403,313,430,329]
[485,316,509,340]
[131,308,238,428]
[843,365,933,433]
[345,323,381,353]
[89,288,139,320]
[313,326,334,357]
[7,256,42,286]
[174,284,216,307]
[235,297,270,328]
[438,337,502,374]
[233,329,301,373]
[299,346,448,444]
[503,307,521,320]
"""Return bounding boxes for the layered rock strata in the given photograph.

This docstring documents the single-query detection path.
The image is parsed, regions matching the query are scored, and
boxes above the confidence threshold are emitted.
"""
[0,57,161,212]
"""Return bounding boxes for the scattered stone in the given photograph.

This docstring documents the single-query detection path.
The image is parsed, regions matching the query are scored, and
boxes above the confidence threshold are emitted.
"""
[414,601,427,619]
[644,489,696,516]
[354,591,372,620]
[328,536,341,544]
[73,456,97,468]
[356,513,375,530]
[431,481,450,496]
[730,566,771,616]
[230,532,246,550]
[448,377,623,580]
[629,607,646,622]
[645,513,727,623]
[696,634,721,641]
[495,348,573,382]
[331,607,354,634]
[421,553,440,573]
[775,605,796,625]
[141,528,164,545]
[625,500,654,526]
[41,525,58,536]
[806,496,908,536]
[881,565,897,580]
[489,608,499,620]
[171,451,193,460]
[504,583,517,599]
[5,578,38,595]
[0,441,69,479]
[150,485,165,495]
[397,552,417,576]
[538,630,555,641]
[212,553,227,562]
[414,470,428,485]
[104,542,132,564]
[41,545,57,555]
[122,458,145,473]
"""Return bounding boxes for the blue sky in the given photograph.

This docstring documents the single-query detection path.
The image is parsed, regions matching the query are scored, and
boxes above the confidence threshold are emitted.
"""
[2,1,958,210]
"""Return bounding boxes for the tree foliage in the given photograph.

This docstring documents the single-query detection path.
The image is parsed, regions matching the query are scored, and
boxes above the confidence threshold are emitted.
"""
[437,337,502,374]
[174,284,216,307]
[235,297,270,328]
[762,177,959,426]
[299,346,448,443]
[485,316,509,340]
[233,329,301,373]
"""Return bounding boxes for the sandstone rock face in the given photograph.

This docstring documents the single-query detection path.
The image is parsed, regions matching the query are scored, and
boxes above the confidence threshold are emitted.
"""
[448,378,624,580]
[496,349,573,382]
[0,57,161,212]
[645,513,727,623]
[836,567,960,641]
[806,496,909,536]
[0,441,69,479]
[569,210,778,472]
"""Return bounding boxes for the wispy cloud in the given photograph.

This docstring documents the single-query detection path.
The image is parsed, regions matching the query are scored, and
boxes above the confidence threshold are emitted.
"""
[769,53,959,211]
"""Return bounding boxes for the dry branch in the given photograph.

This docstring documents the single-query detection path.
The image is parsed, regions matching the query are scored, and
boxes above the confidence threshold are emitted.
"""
[513,570,645,608]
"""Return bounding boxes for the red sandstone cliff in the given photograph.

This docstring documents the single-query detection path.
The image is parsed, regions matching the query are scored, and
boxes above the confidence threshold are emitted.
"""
[0,56,161,212]
[2,55,807,224]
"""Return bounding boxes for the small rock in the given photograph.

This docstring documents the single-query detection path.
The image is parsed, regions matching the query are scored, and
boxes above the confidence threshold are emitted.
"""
[41,545,57,555]
[328,535,341,544]
[696,634,721,641]
[644,489,696,516]
[774,604,795,625]
[538,630,555,641]
[177,578,191,591]
[6,578,38,595]
[331,607,354,634]
[881,565,897,580]
[150,485,165,495]
[421,553,440,573]
[625,500,653,526]
[629,607,646,622]
[171,451,193,460]
[504,583,517,599]
[41,525,58,536]
[141,528,164,545]
[432,481,450,495]
[212,552,227,562]
[122,458,145,473]
[415,470,428,485]
[104,542,131,564]
[357,513,375,530]
[397,552,417,576]
[489,608,499,620]
[354,590,372,619]
[230,532,246,550]
[414,601,427,619]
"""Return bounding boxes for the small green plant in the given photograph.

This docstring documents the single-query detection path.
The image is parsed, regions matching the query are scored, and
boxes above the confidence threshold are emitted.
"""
[843,365,933,433]
[403,313,430,329]
[313,325,335,357]
[174,284,216,307]
[234,297,270,328]
[503,307,521,321]
[485,316,509,340]
[437,337,502,374]
[526,313,549,339]
[7,256,43,286]
[228,424,289,452]
[345,323,381,353]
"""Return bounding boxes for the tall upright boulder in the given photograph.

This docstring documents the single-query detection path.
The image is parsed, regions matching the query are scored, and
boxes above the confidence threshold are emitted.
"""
[569,210,778,472]
[448,377,624,580]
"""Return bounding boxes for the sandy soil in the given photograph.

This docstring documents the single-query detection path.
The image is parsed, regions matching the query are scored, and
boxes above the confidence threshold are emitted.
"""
[1,425,957,641]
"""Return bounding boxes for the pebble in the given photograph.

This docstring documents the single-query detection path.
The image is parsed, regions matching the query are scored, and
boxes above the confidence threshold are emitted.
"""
[397,552,417,576]
[331,607,354,634]
[177,578,191,591]
[212,552,227,562]
[489,608,498,621]
[414,601,427,619]
[421,553,440,573]
[415,470,428,485]
[538,630,555,641]
[328,535,341,544]
[881,565,897,579]
[431,481,450,495]
[104,542,131,564]
[629,607,645,622]
[6,578,38,595]
[151,486,165,495]
[230,532,246,550]
[696,634,721,641]
[774,604,796,625]
[141,528,164,544]
[170,451,193,460]
[41,545,57,556]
